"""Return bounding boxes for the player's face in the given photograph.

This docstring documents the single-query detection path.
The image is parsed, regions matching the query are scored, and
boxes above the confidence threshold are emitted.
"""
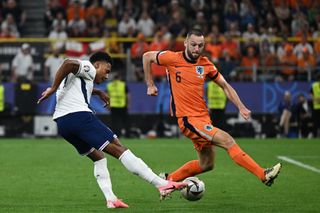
[185,35,205,61]
[95,62,111,84]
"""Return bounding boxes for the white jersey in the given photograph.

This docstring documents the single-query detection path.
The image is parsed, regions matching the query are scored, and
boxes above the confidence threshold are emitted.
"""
[53,59,96,120]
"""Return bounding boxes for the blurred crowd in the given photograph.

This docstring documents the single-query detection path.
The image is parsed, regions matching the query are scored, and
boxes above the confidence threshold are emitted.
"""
[43,0,320,82]
[0,0,26,38]
[1,0,320,82]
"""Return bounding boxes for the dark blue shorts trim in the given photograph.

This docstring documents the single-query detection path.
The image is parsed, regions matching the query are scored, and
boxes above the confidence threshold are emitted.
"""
[182,116,206,140]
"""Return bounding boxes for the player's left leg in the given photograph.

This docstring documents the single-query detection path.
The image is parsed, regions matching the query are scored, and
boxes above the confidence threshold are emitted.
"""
[212,129,265,180]
[212,129,282,185]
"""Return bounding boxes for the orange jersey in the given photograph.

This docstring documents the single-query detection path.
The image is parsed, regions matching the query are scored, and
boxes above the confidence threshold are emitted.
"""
[157,51,220,117]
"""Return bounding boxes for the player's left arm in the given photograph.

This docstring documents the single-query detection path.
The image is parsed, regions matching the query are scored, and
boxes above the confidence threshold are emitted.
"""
[92,88,110,108]
[215,74,251,120]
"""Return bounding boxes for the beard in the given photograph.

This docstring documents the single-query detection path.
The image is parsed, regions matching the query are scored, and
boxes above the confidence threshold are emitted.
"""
[186,48,201,61]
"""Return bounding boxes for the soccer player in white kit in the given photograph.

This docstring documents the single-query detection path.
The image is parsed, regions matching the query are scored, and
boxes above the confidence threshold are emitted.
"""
[37,52,186,208]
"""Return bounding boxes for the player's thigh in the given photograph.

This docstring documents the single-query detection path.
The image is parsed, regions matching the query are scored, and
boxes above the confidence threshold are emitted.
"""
[177,116,218,150]
[211,128,235,149]
[77,113,119,151]
[56,114,94,155]
[59,131,94,156]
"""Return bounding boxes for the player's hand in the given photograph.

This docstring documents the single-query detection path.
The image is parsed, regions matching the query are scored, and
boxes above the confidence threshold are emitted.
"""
[37,87,55,104]
[239,106,251,120]
[147,85,158,96]
[98,91,110,109]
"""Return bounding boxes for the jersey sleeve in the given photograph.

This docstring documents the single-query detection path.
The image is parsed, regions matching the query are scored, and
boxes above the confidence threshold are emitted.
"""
[207,64,221,81]
[75,60,96,80]
[156,51,177,66]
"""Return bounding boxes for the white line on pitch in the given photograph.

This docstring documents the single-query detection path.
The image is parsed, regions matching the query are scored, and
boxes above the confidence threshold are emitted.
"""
[292,156,319,159]
[277,156,320,174]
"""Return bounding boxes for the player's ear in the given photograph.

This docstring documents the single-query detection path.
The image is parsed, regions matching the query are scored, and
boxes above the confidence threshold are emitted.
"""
[184,39,187,47]
[93,61,99,69]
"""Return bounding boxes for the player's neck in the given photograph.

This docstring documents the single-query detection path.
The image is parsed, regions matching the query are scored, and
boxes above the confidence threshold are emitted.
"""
[183,50,197,64]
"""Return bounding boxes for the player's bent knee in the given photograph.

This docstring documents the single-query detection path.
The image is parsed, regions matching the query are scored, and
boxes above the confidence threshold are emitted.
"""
[87,150,105,162]
[224,134,236,149]
[200,162,214,172]
[213,130,236,149]
[103,142,128,158]
[203,164,214,172]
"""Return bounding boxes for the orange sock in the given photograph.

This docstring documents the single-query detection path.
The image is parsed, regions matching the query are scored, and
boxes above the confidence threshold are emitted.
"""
[168,160,203,182]
[228,144,265,181]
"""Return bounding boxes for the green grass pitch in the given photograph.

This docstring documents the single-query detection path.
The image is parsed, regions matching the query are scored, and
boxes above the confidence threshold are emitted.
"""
[0,138,319,213]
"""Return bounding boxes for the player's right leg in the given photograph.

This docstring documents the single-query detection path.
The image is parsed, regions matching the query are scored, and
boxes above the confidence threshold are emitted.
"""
[165,146,216,182]
[197,145,215,173]
[164,116,217,182]
[212,128,282,186]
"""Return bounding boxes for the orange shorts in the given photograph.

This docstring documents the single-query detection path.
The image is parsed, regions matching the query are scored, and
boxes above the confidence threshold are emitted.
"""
[177,116,218,151]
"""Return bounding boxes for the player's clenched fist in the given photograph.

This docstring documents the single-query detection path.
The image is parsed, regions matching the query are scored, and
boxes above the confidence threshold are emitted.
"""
[240,106,251,120]
[147,85,158,96]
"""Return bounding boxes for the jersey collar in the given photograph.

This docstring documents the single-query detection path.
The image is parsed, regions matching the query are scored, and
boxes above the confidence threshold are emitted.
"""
[183,51,198,64]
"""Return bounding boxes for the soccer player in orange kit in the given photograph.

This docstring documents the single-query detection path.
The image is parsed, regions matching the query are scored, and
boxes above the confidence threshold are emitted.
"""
[142,29,281,186]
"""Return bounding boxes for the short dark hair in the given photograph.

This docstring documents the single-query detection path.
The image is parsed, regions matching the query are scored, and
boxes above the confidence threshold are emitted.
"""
[89,51,113,65]
[186,29,204,39]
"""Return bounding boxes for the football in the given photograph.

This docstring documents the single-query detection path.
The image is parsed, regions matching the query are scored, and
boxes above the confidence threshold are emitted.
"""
[180,176,205,201]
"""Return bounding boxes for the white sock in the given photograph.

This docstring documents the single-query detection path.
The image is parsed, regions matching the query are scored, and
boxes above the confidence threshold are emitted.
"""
[94,158,117,201]
[119,150,168,188]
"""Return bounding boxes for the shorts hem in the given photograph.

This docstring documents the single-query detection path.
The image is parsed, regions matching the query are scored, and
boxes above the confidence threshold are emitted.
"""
[81,147,95,156]
[99,140,110,151]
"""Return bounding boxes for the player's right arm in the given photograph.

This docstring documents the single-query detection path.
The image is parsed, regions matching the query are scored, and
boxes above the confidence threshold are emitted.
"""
[142,51,160,96]
[37,59,80,104]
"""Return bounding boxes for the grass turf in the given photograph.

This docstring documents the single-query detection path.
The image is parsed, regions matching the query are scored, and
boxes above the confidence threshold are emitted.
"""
[0,138,319,213]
